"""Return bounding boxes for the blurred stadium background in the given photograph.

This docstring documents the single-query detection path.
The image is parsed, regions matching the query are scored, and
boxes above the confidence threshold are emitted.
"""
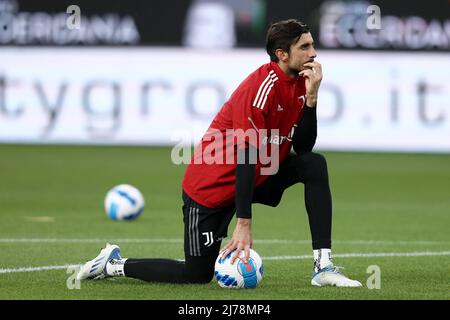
[0,0,449,300]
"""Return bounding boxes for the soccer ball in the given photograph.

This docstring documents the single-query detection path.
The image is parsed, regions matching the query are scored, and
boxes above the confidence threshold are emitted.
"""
[214,248,264,289]
[104,184,145,221]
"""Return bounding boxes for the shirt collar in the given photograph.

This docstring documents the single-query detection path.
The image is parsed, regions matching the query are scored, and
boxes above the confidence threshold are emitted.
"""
[270,61,299,83]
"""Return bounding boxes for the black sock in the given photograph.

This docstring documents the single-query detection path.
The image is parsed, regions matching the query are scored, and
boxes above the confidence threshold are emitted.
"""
[124,258,187,283]
[123,254,217,284]
[305,182,332,249]
[301,154,332,249]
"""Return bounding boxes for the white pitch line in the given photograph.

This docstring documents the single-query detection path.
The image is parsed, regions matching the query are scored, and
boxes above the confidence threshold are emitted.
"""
[1,251,449,274]
[264,251,450,260]
[0,264,81,274]
[0,238,449,245]
[0,238,184,244]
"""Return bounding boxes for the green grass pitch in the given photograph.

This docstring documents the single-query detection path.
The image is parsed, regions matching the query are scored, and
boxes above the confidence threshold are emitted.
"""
[0,144,449,300]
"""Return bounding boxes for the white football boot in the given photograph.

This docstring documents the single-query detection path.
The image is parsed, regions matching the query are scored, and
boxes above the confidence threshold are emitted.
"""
[77,243,122,280]
[311,263,362,287]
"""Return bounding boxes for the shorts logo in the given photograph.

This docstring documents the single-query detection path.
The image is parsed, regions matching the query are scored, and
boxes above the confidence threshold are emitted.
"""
[202,231,214,247]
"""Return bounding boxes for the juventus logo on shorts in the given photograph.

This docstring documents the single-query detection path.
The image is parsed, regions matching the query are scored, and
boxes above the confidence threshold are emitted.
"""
[202,231,214,247]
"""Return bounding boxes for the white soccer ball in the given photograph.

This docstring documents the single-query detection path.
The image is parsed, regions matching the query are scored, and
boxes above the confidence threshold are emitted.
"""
[214,248,264,289]
[104,184,145,221]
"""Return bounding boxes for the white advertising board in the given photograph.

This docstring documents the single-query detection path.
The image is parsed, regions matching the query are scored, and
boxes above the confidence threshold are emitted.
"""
[0,48,448,152]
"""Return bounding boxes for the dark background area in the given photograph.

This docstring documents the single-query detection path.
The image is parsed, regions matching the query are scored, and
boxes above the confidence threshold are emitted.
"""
[1,0,449,50]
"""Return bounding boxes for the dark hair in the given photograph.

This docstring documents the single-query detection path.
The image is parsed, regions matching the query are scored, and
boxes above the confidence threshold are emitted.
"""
[266,19,310,62]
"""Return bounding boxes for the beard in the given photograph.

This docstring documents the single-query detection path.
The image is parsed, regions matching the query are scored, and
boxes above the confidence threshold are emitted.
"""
[287,64,302,77]
[289,59,311,75]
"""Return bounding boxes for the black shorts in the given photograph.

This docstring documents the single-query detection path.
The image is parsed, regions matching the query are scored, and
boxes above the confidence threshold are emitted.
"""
[182,191,235,257]
[182,152,313,258]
